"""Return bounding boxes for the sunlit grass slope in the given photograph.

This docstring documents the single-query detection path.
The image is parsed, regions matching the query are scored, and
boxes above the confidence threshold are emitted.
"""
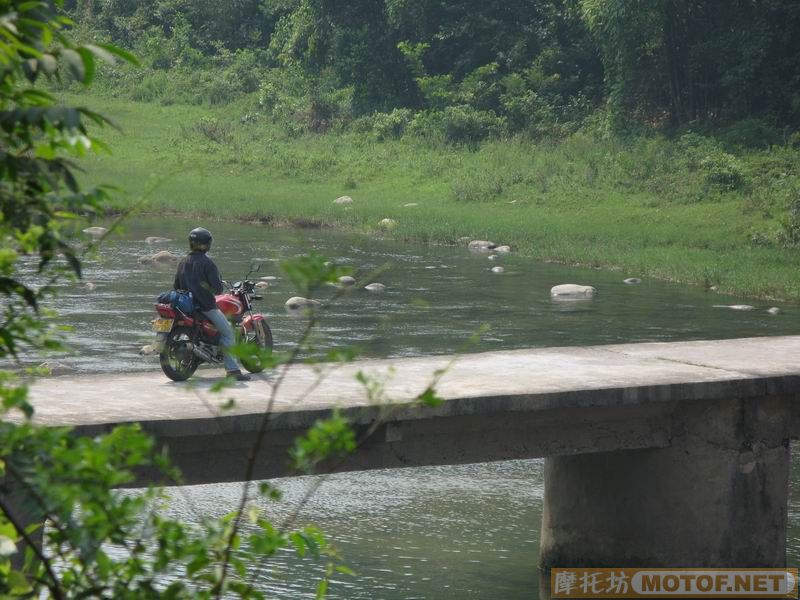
[70,94,800,300]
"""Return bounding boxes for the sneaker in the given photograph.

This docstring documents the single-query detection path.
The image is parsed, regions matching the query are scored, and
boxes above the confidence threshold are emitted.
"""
[226,369,251,382]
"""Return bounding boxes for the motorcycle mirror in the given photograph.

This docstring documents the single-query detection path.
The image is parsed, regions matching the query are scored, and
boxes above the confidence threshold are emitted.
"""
[244,262,262,280]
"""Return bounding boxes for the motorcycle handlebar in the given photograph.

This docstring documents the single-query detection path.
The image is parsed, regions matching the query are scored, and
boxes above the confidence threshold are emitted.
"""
[221,276,262,294]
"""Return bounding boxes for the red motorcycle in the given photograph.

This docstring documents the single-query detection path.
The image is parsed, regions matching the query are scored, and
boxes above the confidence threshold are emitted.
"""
[152,270,273,381]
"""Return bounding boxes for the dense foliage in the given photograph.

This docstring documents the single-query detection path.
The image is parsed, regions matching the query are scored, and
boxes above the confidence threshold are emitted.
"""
[65,0,800,140]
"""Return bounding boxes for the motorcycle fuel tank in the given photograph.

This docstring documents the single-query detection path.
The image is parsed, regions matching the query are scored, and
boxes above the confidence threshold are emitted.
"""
[216,293,244,317]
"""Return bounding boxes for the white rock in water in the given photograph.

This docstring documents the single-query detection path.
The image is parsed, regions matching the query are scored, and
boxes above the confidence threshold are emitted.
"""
[364,283,386,293]
[38,361,74,375]
[284,297,321,319]
[82,226,108,238]
[139,344,158,356]
[338,275,356,287]
[624,278,642,285]
[713,304,756,311]
[379,218,397,230]
[334,196,353,205]
[145,236,172,244]
[709,285,719,292]
[494,245,511,253]
[83,282,97,291]
[491,266,505,274]
[139,250,180,265]
[767,307,782,315]
[255,281,270,289]
[550,284,597,298]
[468,240,495,252]
[487,254,499,261]
[153,251,179,263]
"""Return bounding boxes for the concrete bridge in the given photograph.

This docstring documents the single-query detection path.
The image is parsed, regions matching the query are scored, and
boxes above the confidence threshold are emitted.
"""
[17,336,800,578]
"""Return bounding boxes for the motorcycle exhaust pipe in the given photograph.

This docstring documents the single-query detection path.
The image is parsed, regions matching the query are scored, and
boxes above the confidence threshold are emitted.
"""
[187,343,215,363]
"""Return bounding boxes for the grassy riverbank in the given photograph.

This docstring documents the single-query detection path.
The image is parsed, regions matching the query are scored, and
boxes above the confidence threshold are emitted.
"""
[72,94,800,300]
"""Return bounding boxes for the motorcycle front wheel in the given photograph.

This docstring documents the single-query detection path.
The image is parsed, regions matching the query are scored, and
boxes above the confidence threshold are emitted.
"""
[159,326,200,381]
[240,320,274,374]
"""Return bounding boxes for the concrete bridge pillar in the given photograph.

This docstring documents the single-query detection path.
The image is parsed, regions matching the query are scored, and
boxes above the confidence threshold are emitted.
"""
[539,396,792,569]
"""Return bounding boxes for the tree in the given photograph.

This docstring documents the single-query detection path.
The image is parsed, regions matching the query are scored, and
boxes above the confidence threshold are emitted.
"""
[0,7,445,598]
[581,0,800,127]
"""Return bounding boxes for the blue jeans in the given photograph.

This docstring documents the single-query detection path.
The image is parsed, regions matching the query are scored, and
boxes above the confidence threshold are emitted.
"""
[202,308,240,372]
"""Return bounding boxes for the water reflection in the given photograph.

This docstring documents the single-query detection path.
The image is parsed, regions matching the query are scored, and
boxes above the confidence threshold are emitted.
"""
[142,443,800,599]
[152,460,544,599]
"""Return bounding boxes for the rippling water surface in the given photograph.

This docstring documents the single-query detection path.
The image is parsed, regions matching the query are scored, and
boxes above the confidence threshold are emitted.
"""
[150,447,800,599]
[22,217,800,372]
[153,461,544,599]
[17,217,800,597]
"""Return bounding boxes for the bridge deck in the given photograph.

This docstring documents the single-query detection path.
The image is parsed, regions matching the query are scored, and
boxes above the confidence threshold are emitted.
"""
[17,336,800,571]
[23,336,800,484]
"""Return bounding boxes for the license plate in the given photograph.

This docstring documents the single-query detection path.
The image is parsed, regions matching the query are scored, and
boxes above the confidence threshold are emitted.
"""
[152,318,174,333]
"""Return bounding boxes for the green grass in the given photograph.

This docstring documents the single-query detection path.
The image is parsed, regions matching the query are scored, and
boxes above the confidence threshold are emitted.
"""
[68,93,800,300]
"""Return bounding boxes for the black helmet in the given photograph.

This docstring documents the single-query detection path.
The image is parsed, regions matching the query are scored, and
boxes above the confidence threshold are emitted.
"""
[189,227,212,252]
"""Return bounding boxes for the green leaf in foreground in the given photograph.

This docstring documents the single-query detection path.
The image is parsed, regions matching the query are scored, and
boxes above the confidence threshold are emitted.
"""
[290,412,357,473]
[417,386,444,408]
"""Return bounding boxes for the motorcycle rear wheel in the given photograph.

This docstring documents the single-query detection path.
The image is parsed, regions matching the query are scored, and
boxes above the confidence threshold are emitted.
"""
[240,320,274,374]
[159,326,200,381]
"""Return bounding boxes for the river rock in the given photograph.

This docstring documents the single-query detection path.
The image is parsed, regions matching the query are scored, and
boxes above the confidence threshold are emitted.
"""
[491,266,505,274]
[379,218,397,230]
[145,236,172,244]
[83,282,97,291]
[487,254,499,261]
[82,226,108,238]
[767,307,782,316]
[494,245,511,253]
[139,344,158,356]
[338,275,357,287]
[364,283,386,293]
[334,196,353,205]
[255,281,270,289]
[713,304,756,311]
[38,361,74,375]
[468,240,496,252]
[550,284,597,298]
[284,297,321,319]
[624,278,642,285]
[138,250,180,265]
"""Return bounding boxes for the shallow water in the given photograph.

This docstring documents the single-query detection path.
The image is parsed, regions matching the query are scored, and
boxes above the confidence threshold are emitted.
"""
[15,216,800,597]
[21,216,800,372]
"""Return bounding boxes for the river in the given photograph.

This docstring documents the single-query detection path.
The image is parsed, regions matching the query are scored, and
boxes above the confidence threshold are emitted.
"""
[23,217,800,597]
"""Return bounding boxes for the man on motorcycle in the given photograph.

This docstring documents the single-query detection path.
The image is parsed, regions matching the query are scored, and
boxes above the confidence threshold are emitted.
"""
[174,227,251,381]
